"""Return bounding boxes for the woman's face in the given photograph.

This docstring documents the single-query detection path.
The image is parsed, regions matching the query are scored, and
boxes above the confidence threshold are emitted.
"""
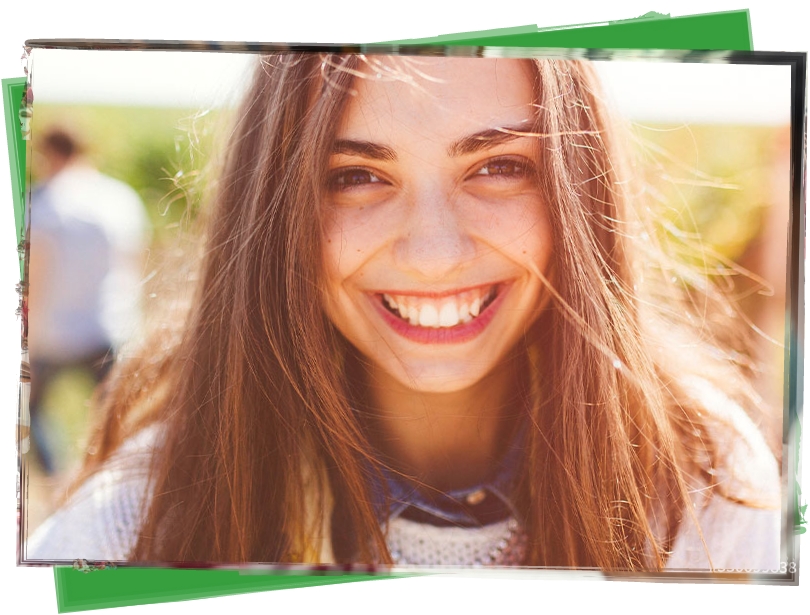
[322,58,553,394]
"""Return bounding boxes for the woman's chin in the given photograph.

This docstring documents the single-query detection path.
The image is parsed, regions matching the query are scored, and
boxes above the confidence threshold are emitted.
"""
[389,361,497,395]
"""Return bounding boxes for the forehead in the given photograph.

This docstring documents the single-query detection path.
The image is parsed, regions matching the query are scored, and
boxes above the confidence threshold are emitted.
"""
[338,58,535,139]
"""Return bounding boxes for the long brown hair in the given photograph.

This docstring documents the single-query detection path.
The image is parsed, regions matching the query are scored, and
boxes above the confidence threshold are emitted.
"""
[83,53,760,569]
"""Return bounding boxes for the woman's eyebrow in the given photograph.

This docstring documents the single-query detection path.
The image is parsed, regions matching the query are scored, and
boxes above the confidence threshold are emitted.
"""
[332,124,532,161]
[332,139,397,161]
[448,125,532,158]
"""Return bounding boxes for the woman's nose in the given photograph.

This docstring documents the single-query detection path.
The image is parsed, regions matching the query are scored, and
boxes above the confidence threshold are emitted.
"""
[392,185,476,282]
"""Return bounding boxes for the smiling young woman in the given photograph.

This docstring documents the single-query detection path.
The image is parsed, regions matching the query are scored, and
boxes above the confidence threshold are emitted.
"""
[26,53,781,571]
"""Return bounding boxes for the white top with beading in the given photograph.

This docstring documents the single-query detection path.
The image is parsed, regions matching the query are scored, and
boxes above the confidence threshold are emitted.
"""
[25,381,782,570]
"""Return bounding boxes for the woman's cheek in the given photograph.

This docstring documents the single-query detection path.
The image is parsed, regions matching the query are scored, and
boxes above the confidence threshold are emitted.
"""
[472,197,551,265]
[322,209,383,281]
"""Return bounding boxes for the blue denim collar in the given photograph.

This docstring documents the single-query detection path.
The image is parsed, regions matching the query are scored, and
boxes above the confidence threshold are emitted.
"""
[370,426,524,528]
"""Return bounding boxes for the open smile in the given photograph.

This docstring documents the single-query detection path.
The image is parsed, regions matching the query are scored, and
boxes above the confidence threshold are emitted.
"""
[369,283,508,344]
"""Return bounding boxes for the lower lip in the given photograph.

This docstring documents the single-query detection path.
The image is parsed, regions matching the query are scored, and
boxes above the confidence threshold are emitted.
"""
[370,285,510,345]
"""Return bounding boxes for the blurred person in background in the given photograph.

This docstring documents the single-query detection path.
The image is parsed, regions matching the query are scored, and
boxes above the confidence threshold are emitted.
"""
[27,126,150,476]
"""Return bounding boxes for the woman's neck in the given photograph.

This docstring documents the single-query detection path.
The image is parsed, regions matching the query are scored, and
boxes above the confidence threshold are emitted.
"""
[359,358,525,492]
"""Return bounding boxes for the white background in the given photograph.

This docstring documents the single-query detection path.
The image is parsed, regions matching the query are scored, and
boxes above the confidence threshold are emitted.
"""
[1,2,807,614]
[27,48,794,124]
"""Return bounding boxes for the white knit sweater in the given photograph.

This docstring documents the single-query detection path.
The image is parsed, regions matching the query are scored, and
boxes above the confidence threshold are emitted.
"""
[25,384,782,571]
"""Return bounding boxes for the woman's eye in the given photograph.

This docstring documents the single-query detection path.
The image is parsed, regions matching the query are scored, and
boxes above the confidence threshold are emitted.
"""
[328,168,384,191]
[474,157,531,179]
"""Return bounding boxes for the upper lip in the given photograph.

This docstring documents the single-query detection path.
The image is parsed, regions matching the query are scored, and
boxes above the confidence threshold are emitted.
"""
[369,281,506,298]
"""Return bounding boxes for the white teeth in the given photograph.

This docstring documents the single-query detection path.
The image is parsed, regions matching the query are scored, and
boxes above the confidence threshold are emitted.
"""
[418,304,439,327]
[380,286,497,328]
[438,302,460,327]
